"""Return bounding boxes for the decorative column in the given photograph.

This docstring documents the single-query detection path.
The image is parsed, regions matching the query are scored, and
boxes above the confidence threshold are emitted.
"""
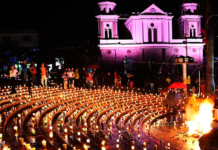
[183,63,187,94]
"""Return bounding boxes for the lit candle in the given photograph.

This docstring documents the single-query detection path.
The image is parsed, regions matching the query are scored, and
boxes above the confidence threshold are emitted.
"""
[101,141,105,146]
[49,132,53,138]
[87,139,90,144]
[42,140,46,147]
[26,143,30,149]
[20,138,24,145]
[63,144,67,150]
[116,144,119,149]
[31,129,35,135]
[64,128,67,133]
[131,146,135,149]
[84,145,88,150]
[77,132,80,136]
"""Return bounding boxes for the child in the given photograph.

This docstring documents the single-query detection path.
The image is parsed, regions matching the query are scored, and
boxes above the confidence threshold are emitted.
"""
[87,72,93,88]
[62,71,68,90]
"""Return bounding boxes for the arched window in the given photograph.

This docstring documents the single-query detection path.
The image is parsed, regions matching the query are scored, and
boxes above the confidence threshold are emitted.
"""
[190,29,193,38]
[105,29,108,39]
[193,29,196,37]
[153,28,157,42]
[108,29,112,39]
[148,28,152,42]
[104,24,113,39]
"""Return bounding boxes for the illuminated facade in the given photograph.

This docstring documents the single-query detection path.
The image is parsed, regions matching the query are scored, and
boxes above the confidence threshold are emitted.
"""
[96,1,205,73]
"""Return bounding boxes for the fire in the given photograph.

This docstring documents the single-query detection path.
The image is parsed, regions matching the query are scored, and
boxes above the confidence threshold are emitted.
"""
[185,96,214,136]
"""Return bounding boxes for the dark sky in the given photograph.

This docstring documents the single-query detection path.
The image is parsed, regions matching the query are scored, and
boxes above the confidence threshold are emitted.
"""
[0,0,211,47]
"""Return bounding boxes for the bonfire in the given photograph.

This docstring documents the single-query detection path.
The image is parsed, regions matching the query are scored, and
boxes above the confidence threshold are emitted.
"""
[185,95,214,137]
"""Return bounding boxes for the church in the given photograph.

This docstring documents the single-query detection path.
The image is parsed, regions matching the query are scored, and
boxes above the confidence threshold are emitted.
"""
[96,1,205,77]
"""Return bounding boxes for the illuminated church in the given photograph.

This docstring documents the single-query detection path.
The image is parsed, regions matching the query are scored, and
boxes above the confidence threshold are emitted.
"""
[96,1,205,75]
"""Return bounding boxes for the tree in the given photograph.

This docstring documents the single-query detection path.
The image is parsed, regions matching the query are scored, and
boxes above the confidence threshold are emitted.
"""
[205,0,215,96]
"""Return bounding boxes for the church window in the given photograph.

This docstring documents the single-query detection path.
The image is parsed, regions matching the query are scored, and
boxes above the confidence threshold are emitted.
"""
[104,24,112,39]
[190,29,193,38]
[148,28,152,42]
[193,29,196,37]
[153,28,157,42]
[105,29,108,39]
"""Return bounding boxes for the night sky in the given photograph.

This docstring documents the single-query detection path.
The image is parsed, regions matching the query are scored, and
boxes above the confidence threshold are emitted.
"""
[0,0,214,48]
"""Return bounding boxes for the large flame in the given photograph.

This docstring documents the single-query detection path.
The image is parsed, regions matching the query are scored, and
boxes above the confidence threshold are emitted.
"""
[185,96,214,136]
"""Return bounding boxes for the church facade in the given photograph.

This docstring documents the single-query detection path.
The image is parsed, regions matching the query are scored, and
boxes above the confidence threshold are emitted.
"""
[96,1,205,75]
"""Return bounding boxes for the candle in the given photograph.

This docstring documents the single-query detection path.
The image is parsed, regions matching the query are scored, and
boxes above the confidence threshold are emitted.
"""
[102,147,106,150]
[32,129,35,135]
[101,141,105,146]
[131,146,135,149]
[77,132,80,136]
[116,144,119,149]
[143,142,146,147]
[116,139,119,143]
[26,143,30,149]
[49,132,53,138]
[42,140,46,147]
[84,145,88,150]
[87,139,90,144]
[63,144,67,150]
[20,138,24,145]
[64,128,67,133]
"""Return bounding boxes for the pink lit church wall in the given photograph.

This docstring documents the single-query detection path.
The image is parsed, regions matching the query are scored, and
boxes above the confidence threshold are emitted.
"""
[96,1,205,74]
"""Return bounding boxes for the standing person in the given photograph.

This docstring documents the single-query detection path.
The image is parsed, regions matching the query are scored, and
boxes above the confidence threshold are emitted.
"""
[150,82,154,91]
[29,61,36,83]
[41,63,47,88]
[27,73,33,96]
[87,72,93,88]
[105,72,111,87]
[81,67,87,87]
[5,65,19,94]
[74,68,79,87]
[118,74,122,88]
[22,60,28,84]
[71,68,75,87]
[93,70,98,87]
[67,68,74,88]
[114,71,118,88]
[62,71,68,90]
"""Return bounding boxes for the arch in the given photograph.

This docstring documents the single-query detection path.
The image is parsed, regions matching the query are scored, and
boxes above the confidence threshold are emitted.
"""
[108,29,112,39]
[105,29,108,39]
[148,28,152,42]
[190,29,193,38]
[193,29,196,37]
[153,28,157,42]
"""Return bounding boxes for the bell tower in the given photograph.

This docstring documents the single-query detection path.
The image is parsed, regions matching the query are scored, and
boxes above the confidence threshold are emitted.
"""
[96,1,119,39]
[178,1,202,38]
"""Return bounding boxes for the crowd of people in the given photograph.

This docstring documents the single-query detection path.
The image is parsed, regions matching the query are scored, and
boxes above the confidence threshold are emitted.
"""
[4,60,211,95]
[4,60,137,94]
